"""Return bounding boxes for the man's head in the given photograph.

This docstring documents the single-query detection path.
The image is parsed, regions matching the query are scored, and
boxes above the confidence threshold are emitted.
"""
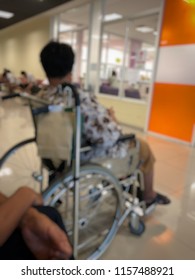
[21,71,27,77]
[40,41,75,86]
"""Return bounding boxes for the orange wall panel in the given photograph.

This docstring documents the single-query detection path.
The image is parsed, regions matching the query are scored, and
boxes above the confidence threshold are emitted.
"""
[149,83,195,142]
[161,0,195,46]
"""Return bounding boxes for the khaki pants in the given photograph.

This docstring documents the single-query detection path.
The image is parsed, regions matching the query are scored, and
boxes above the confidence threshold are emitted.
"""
[138,138,155,174]
[138,138,156,201]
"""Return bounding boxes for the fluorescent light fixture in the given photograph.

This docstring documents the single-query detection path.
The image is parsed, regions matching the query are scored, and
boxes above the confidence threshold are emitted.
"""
[103,34,108,40]
[136,26,154,33]
[142,46,155,52]
[147,47,155,52]
[104,13,122,22]
[59,23,77,32]
[0,10,14,19]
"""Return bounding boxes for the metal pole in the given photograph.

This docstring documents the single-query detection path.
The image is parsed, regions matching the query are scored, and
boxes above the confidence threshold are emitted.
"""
[63,83,81,259]
[72,88,81,259]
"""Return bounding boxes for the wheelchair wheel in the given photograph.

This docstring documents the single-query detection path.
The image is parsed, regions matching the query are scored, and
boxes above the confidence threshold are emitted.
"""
[0,138,48,194]
[129,212,145,236]
[43,164,122,260]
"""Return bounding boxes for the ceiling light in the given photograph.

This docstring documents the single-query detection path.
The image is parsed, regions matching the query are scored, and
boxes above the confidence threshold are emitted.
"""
[153,31,158,36]
[59,23,77,32]
[0,10,14,19]
[103,34,108,40]
[136,26,154,33]
[147,47,155,52]
[104,13,122,22]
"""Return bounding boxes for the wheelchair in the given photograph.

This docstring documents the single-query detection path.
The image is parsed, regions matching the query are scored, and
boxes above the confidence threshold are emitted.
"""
[0,86,157,260]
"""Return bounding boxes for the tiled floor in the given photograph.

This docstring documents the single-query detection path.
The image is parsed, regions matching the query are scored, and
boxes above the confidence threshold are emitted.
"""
[0,97,195,259]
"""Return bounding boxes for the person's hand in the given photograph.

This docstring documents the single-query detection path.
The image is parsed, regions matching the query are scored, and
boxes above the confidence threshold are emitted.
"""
[17,187,43,206]
[21,208,72,260]
[32,193,43,206]
[107,107,117,122]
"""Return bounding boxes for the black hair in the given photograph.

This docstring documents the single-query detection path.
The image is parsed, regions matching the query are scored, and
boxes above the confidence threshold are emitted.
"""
[2,69,11,78]
[112,70,117,76]
[21,71,27,76]
[40,41,75,79]
[3,69,11,74]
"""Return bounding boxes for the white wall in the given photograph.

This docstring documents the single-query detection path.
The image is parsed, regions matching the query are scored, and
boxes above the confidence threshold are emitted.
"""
[0,15,50,79]
[98,94,147,129]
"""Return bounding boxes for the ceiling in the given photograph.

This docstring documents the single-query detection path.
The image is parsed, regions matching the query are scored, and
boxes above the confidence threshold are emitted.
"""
[104,14,159,45]
[60,0,162,45]
[0,0,163,45]
[0,0,71,30]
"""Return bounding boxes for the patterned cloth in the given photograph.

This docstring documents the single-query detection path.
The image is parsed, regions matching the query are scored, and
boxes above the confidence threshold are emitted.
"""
[38,85,130,160]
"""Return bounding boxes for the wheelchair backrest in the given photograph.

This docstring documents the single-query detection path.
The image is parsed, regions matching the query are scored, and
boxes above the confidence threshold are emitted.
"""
[36,109,74,164]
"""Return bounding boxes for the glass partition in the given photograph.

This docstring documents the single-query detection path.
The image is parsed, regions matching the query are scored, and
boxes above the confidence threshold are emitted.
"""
[99,0,162,102]
[58,3,90,87]
[56,0,162,102]
[100,30,125,97]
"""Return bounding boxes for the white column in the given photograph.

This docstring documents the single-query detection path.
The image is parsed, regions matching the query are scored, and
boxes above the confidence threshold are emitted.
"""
[74,30,83,83]
[86,0,105,93]
[50,15,60,40]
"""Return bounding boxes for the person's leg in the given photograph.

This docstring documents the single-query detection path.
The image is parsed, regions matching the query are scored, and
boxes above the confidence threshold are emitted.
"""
[137,138,156,202]
[143,166,156,202]
[138,139,170,205]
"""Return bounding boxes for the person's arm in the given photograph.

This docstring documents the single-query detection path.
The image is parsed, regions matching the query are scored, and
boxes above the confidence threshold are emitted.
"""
[21,208,73,260]
[0,192,6,205]
[0,189,72,259]
[0,187,42,246]
[107,107,118,123]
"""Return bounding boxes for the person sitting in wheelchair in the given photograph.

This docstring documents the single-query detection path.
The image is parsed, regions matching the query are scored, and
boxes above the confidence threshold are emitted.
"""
[39,41,171,207]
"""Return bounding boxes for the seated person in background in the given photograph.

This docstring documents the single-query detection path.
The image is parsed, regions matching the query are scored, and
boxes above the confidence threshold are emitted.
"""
[20,71,33,88]
[39,41,171,207]
[19,71,40,94]
[108,70,118,87]
[0,186,73,260]
[1,69,19,93]
[129,83,135,89]
[0,72,3,83]
[2,69,14,83]
[125,83,141,99]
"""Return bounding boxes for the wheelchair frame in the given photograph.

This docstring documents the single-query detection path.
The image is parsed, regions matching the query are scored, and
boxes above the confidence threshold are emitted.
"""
[0,87,156,259]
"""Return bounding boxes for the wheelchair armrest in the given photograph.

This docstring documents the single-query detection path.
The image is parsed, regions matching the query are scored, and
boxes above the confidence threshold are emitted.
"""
[80,135,92,153]
[1,93,20,100]
[117,133,135,143]
[80,145,92,153]
[80,134,136,152]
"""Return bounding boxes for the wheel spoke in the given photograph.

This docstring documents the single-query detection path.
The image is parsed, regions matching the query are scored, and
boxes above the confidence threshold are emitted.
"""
[43,165,121,260]
[0,141,46,193]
